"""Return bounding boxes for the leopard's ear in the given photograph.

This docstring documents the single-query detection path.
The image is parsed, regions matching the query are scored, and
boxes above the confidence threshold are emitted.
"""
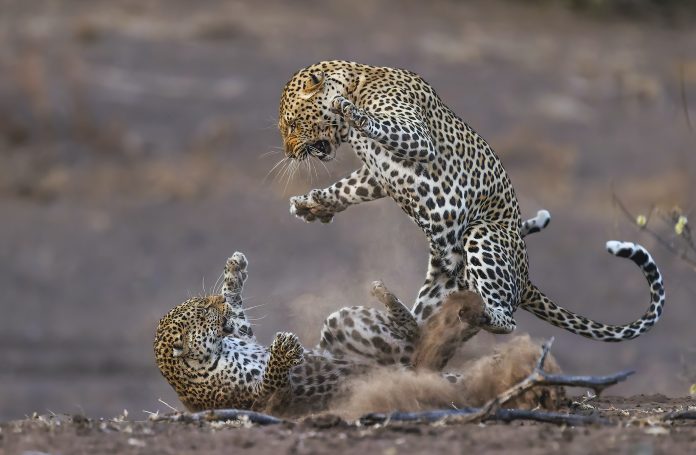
[300,71,325,100]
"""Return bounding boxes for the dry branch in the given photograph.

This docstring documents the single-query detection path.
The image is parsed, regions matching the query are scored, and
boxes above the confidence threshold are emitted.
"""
[150,409,285,425]
[492,408,608,425]
[360,409,610,426]
[539,371,634,394]
[663,410,696,421]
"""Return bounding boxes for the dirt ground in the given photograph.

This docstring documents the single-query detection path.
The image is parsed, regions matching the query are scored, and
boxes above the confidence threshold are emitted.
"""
[3,395,696,455]
[2,0,696,452]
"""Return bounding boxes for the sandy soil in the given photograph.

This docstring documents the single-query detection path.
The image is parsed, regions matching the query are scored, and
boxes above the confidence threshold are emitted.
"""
[3,396,696,455]
[2,0,696,440]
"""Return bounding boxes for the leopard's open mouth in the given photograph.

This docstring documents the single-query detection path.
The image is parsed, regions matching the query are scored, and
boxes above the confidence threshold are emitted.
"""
[306,140,333,161]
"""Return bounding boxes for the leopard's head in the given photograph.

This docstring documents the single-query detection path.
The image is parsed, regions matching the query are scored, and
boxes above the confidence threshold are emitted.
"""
[154,295,250,371]
[278,61,356,162]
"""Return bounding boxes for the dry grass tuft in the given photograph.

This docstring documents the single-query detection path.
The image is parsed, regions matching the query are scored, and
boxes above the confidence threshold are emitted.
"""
[328,335,563,419]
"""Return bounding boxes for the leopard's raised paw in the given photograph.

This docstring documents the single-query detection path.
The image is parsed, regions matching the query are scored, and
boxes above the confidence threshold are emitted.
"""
[223,252,248,293]
[226,252,248,272]
[271,332,304,367]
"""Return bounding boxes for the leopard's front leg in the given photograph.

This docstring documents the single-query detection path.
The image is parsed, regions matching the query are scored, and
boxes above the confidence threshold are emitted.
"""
[289,165,385,223]
[222,252,248,308]
[331,95,436,163]
[253,332,304,400]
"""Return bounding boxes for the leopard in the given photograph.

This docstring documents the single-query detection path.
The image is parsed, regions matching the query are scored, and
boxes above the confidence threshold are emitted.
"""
[278,60,665,342]
[154,252,306,412]
[154,251,490,415]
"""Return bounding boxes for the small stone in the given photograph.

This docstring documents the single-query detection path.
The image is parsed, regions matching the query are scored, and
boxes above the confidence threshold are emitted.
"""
[127,438,146,447]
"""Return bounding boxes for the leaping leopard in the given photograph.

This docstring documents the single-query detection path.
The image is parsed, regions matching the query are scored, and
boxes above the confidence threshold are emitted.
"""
[278,60,665,342]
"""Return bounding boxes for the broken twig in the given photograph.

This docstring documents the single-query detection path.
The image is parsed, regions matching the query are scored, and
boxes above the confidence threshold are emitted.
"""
[663,410,696,421]
[539,371,634,394]
[447,337,631,424]
[360,408,610,426]
[150,409,285,425]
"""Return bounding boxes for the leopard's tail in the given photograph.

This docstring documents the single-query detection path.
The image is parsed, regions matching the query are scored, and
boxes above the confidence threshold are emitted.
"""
[520,241,664,342]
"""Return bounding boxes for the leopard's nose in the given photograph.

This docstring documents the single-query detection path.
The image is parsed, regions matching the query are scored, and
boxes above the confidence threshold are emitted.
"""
[284,136,299,158]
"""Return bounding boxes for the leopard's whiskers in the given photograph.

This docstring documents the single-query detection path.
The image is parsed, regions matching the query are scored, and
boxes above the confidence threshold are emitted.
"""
[306,151,319,183]
[275,158,292,186]
[283,160,298,195]
[278,158,293,191]
[236,302,266,313]
[303,155,312,184]
[310,157,319,181]
[263,156,289,183]
[259,149,282,159]
[316,156,332,177]
[262,116,281,130]
[213,271,226,295]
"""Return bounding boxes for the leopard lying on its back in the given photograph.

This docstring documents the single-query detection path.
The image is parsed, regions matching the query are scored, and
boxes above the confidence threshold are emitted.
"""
[279,60,665,341]
[154,252,490,415]
[154,253,305,411]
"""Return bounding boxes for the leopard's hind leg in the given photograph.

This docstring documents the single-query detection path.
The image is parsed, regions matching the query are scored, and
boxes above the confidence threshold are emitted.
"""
[462,221,528,335]
[318,283,416,366]
[370,280,419,341]
[411,208,545,324]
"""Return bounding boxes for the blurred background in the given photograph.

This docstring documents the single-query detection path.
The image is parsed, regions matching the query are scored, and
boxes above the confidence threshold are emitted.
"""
[1,0,696,421]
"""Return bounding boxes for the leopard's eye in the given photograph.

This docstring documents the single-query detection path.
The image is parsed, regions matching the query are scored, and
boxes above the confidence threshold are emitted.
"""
[172,341,185,358]
[287,119,297,134]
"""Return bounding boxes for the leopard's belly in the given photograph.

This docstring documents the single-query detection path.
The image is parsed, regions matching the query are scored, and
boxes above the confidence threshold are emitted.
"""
[353,134,471,273]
